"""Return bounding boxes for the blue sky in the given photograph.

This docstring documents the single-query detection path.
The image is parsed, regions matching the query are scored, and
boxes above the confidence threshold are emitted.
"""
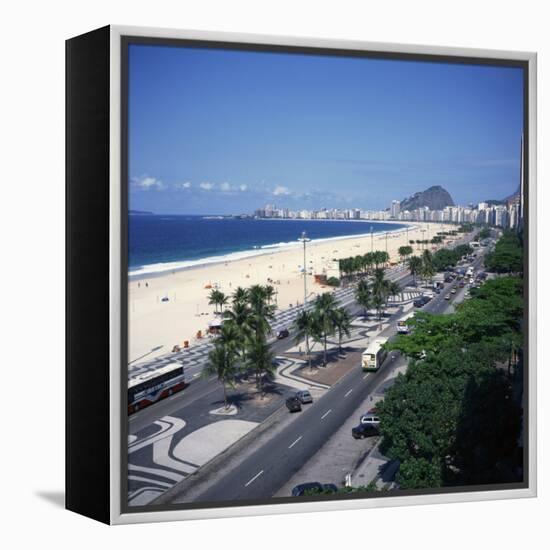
[128,44,524,215]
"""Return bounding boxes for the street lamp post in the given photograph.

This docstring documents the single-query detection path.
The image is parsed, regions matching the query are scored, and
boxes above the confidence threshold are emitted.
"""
[370,226,373,253]
[298,231,311,307]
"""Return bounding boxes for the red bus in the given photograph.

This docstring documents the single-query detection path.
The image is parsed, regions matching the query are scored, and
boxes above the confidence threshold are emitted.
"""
[128,362,186,414]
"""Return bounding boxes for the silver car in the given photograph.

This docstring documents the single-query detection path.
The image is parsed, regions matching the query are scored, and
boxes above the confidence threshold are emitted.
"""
[296,390,313,404]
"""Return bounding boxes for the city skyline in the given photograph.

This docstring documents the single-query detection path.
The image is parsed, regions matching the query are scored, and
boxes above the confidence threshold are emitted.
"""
[129,44,524,215]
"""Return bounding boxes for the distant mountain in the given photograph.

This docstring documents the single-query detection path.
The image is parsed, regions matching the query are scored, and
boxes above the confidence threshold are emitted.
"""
[129,209,154,215]
[503,186,520,205]
[483,186,520,207]
[400,185,455,211]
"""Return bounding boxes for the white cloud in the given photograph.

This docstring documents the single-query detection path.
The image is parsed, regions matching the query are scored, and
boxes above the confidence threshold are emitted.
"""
[273,185,290,196]
[199,182,215,191]
[132,175,164,190]
[239,184,248,192]
[220,182,232,192]
[174,181,192,190]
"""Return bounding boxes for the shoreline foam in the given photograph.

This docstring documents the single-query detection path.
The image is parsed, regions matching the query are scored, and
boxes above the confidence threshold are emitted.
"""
[129,221,416,279]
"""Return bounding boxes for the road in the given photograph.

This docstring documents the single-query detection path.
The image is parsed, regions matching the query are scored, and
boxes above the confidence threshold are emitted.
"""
[128,231,481,503]
[183,276,463,503]
[127,265,419,504]
[169,237,488,503]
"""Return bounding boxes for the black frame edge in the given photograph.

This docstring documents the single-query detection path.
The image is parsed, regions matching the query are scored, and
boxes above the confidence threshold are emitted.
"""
[66,24,111,525]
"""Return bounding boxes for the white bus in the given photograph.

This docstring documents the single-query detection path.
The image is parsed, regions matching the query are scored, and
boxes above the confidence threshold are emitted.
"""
[397,312,415,334]
[362,337,388,372]
[128,362,187,414]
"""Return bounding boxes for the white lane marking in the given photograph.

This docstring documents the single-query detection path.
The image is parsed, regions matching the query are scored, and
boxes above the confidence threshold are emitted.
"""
[344,389,353,398]
[245,470,264,487]
[193,373,200,378]
[363,374,369,380]
[288,436,303,449]
[321,409,332,420]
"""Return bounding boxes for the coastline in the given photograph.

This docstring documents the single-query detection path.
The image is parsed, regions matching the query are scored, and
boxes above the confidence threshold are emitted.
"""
[128,220,416,280]
[128,221,455,365]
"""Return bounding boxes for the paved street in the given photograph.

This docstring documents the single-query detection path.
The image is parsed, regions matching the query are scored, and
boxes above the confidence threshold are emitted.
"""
[171,265,471,504]
[127,232,479,506]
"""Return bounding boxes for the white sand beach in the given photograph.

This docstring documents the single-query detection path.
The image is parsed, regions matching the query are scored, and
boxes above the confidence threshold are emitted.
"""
[128,222,456,364]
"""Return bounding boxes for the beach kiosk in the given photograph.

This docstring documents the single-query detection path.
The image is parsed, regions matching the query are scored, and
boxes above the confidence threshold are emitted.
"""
[207,318,224,335]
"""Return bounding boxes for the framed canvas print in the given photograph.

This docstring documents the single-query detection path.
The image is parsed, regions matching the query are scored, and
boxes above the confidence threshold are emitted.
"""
[66,25,537,525]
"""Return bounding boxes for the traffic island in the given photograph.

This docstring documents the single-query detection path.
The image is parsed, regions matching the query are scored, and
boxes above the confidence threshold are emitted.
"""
[295,349,362,386]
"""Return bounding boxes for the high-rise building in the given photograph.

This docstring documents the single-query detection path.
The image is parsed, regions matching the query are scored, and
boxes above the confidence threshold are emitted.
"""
[390,200,401,218]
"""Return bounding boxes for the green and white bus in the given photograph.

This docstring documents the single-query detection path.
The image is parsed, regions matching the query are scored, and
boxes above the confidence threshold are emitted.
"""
[362,337,388,372]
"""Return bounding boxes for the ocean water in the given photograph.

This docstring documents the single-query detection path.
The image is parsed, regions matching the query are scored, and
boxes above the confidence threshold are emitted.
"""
[128,215,408,277]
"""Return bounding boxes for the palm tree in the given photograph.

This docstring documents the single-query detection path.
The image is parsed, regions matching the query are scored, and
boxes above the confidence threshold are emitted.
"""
[386,280,401,307]
[379,251,390,267]
[408,255,422,287]
[333,307,352,354]
[245,338,276,395]
[224,300,253,363]
[371,268,390,320]
[363,253,374,276]
[421,250,435,286]
[232,286,249,306]
[203,323,240,409]
[208,289,221,313]
[372,251,384,270]
[398,245,413,263]
[219,292,228,313]
[248,284,276,339]
[355,278,372,318]
[372,291,386,320]
[208,289,228,314]
[312,293,338,366]
[264,285,276,305]
[292,309,315,369]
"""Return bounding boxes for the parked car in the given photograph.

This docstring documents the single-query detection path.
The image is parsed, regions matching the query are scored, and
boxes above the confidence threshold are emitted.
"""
[451,288,457,294]
[296,390,313,404]
[360,409,380,425]
[445,294,451,300]
[291,482,338,496]
[352,423,379,439]
[277,328,290,339]
[286,396,302,412]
